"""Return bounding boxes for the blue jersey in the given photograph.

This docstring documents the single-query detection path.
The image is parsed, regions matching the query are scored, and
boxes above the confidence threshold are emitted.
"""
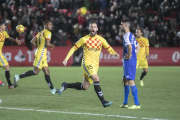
[123,32,138,67]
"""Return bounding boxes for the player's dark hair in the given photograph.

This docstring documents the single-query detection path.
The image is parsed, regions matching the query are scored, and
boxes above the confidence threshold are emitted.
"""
[121,18,131,28]
[136,27,143,34]
[89,21,97,25]
[43,20,51,26]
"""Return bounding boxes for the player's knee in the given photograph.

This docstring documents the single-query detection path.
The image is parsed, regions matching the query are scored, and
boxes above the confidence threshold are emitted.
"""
[82,85,88,90]
[34,71,39,75]
[93,77,99,82]
[45,71,50,75]
[128,80,135,86]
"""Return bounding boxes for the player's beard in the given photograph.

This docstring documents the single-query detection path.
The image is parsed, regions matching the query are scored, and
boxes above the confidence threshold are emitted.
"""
[90,30,97,36]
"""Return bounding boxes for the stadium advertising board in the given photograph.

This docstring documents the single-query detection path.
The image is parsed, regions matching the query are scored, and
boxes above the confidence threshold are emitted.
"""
[2,46,180,66]
[2,46,73,66]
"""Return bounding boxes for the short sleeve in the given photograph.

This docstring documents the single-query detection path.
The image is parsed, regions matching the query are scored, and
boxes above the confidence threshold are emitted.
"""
[3,31,9,39]
[135,41,139,47]
[45,32,51,40]
[75,37,85,48]
[123,33,131,46]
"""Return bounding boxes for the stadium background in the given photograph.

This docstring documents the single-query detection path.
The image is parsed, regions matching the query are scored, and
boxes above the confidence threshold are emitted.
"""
[0,0,180,66]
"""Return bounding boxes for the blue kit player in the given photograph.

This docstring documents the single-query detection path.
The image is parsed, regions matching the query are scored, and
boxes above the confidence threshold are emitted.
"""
[119,19,141,109]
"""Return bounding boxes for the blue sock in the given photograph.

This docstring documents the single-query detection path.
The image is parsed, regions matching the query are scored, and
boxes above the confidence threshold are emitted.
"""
[123,85,129,104]
[130,85,140,105]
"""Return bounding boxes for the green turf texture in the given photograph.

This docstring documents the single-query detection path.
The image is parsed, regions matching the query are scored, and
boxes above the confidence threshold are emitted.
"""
[0,67,179,120]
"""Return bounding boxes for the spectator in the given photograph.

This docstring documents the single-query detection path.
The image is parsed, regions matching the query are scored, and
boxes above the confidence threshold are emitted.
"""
[56,29,66,46]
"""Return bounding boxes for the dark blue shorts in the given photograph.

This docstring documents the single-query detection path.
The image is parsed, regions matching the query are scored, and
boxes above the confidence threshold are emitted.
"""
[123,65,136,80]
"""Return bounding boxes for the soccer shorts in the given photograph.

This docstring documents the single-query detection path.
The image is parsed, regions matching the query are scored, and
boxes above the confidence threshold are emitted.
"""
[123,65,136,80]
[81,63,98,84]
[33,55,48,69]
[136,59,148,69]
[0,55,9,67]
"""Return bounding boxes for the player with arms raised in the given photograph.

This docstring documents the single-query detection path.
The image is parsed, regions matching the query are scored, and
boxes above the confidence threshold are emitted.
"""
[60,21,119,107]
[136,28,149,86]
[0,21,21,89]
[119,19,141,109]
[14,20,57,94]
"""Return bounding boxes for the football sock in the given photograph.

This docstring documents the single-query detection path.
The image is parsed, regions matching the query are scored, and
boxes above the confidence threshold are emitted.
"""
[5,70,12,86]
[19,70,35,79]
[67,82,84,90]
[130,85,140,105]
[140,71,147,80]
[94,81,105,103]
[123,85,129,105]
[45,75,54,89]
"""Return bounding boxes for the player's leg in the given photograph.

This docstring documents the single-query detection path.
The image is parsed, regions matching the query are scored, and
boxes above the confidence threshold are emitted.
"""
[140,68,148,80]
[90,74,113,107]
[120,77,129,108]
[0,54,16,88]
[139,60,148,86]
[128,80,140,109]
[42,67,57,94]
[3,65,17,89]
[14,66,40,85]
[59,74,91,95]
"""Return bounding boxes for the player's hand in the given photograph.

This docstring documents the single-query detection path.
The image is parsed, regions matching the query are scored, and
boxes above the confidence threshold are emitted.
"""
[62,60,67,66]
[114,53,120,59]
[15,38,21,45]
[124,53,131,60]
[51,45,55,49]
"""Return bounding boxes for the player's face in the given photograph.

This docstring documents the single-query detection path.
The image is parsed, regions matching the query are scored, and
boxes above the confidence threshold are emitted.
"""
[89,23,98,36]
[45,22,52,31]
[136,29,142,38]
[119,22,125,33]
[0,24,6,31]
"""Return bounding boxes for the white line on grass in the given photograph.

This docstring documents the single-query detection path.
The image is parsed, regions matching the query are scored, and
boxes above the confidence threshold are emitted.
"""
[0,107,168,120]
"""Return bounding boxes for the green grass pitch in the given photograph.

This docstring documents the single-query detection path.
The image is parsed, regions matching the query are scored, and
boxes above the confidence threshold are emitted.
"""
[0,66,179,120]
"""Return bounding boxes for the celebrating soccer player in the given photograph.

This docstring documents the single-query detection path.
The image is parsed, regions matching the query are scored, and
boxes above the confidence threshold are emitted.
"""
[0,21,21,89]
[60,21,119,107]
[119,19,141,109]
[14,20,57,94]
[135,28,149,86]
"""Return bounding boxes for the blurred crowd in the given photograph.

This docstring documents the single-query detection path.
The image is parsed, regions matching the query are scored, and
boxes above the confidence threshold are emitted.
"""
[0,0,180,49]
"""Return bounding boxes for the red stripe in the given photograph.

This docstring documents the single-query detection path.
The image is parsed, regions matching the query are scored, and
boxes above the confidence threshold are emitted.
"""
[46,38,51,40]
[146,46,149,47]
[75,44,78,48]
[106,46,111,49]
[35,36,37,38]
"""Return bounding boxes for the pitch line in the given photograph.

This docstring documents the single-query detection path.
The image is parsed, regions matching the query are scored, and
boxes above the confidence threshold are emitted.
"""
[0,107,168,120]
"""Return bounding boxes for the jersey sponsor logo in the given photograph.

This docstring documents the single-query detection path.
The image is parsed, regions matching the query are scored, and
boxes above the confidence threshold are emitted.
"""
[88,48,100,52]
[14,50,26,62]
[172,51,180,62]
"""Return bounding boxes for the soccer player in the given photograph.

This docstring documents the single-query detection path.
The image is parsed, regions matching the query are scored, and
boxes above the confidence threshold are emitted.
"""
[14,20,57,94]
[119,19,141,109]
[0,21,21,89]
[135,28,149,86]
[60,21,119,107]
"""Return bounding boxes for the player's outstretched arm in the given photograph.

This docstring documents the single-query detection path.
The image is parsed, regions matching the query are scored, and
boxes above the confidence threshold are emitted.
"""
[102,38,119,59]
[31,37,37,48]
[9,37,21,45]
[62,46,78,66]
